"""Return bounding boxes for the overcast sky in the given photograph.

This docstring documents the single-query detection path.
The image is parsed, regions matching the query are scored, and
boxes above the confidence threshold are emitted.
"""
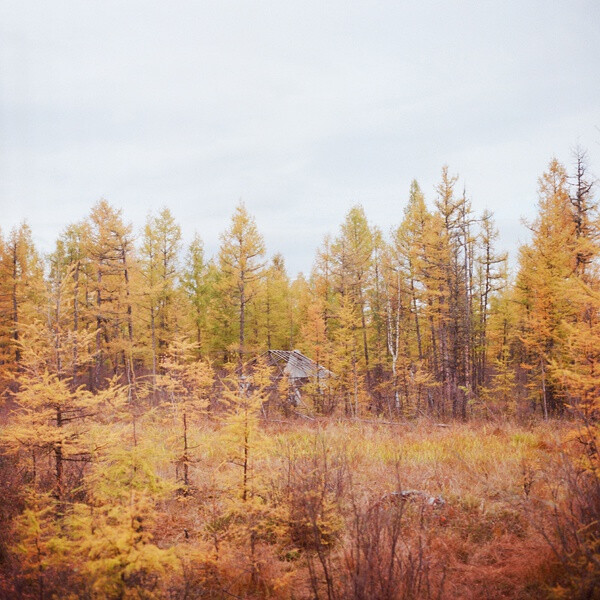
[1,1,599,275]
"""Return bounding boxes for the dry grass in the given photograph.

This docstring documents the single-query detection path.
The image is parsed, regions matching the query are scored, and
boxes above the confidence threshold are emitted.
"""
[155,418,569,599]
[0,417,579,599]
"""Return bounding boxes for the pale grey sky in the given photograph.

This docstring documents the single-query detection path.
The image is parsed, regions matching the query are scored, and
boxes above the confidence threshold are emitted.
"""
[1,1,599,275]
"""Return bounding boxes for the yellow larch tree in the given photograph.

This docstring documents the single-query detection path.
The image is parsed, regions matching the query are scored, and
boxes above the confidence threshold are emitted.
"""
[515,159,576,418]
[331,206,374,390]
[299,297,335,414]
[218,203,266,365]
[181,233,210,354]
[87,200,136,390]
[139,207,183,390]
[157,336,213,492]
[0,223,44,386]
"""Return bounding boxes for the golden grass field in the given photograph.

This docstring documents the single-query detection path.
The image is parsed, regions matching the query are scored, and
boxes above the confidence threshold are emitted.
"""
[131,417,578,599]
[3,413,594,599]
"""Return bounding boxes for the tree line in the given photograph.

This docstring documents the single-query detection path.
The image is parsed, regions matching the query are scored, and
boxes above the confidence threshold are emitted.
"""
[0,151,598,421]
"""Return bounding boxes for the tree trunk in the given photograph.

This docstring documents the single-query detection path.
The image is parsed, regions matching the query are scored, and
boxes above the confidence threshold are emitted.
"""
[12,246,20,363]
[183,411,189,490]
[94,268,103,391]
[151,307,157,396]
[72,261,79,385]
[239,277,246,367]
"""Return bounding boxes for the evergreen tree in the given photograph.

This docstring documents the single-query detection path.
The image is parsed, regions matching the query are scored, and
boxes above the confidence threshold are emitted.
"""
[331,206,374,389]
[253,253,291,351]
[515,159,576,417]
[218,203,266,365]
[299,297,335,414]
[140,207,182,388]
[0,223,44,379]
[181,233,209,354]
[157,336,213,491]
[87,200,135,389]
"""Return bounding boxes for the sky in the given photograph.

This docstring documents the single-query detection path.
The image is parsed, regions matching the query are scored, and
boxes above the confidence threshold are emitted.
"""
[1,1,599,276]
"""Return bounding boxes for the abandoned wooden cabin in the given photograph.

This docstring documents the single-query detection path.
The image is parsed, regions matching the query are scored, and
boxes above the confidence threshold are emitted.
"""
[246,349,333,405]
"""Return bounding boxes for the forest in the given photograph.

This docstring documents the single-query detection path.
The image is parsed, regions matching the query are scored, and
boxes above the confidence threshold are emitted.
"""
[0,152,599,599]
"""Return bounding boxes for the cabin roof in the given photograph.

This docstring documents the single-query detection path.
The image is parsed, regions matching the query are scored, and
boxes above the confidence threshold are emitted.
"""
[263,349,333,380]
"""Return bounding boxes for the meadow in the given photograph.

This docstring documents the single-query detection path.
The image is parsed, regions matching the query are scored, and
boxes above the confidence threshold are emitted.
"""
[2,410,591,600]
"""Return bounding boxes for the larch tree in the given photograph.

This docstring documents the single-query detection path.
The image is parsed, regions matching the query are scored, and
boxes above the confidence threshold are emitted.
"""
[253,253,291,351]
[2,281,122,511]
[219,357,277,590]
[50,222,94,386]
[218,203,266,365]
[287,272,311,349]
[380,238,413,416]
[433,167,472,418]
[515,158,577,417]
[299,297,334,414]
[157,336,213,492]
[388,181,431,415]
[570,147,598,277]
[202,259,236,363]
[67,421,179,599]
[331,206,374,389]
[221,357,272,503]
[419,208,452,415]
[367,227,387,387]
[473,210,507,391]
[181,233,209,354]
[331,294,366,417]
[416,166,477,419]
[0,223,44,379]
[140,208,182,389]
[479,284,518,416]
[87,200,136,389]
[554,150,600,416]
[312,234,335,310]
